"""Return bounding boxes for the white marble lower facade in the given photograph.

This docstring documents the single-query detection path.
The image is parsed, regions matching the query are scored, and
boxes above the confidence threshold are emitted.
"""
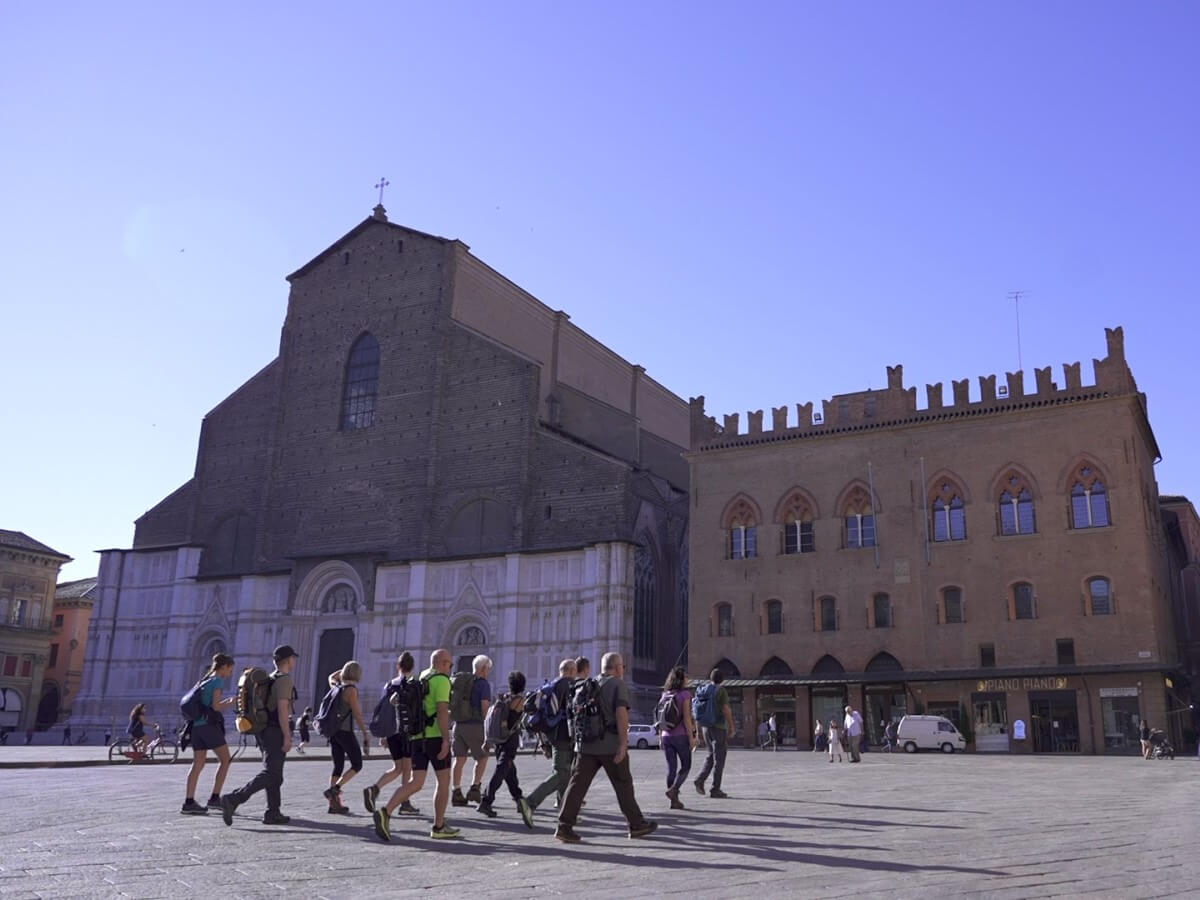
[71,542,641,729]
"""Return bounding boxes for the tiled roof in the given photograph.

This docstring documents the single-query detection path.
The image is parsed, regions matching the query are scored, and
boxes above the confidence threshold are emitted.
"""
[55,577,98,600]
[0,529,70,559]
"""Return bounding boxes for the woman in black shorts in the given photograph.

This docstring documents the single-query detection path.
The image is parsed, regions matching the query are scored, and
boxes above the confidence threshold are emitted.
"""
[182,653,236,815]
[323,661,370,814]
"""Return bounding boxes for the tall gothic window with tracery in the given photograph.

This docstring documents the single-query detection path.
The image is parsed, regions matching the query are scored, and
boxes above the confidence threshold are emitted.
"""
[1070,465,1111,529]
[998,473,1036,535]
[842,488,876,548]
[930,481,966,542]
[634,544,657,666]
[340,333,380,431]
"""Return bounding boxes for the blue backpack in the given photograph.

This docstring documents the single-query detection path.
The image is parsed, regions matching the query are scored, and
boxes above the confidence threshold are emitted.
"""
[523,680,566,736]
[691,682,719,727]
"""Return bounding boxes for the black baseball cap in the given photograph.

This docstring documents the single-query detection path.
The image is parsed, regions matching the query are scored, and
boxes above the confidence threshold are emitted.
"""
[273,644,299,662]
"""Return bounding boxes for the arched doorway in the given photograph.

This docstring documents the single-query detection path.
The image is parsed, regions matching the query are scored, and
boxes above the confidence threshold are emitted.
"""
[454,625,488,674]
[864,652,906,745]
[36,684,60,728]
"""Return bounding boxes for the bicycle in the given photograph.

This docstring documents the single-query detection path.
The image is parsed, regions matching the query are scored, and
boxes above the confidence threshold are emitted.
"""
[107,723,178,764]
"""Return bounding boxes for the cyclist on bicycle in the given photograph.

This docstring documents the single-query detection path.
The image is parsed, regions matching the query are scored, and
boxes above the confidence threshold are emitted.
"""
[127,704,150,753]
[182,652,236,815]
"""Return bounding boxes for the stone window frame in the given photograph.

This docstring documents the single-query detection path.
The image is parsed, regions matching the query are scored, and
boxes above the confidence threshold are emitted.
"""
[838,484,877,549]
[869,592,892,629]
[1067,459,1113,530]
[928,475,968,543]
[815,595,839,632]
[995,469,1038,536]
[938,586,965,624]
[715,602,734,637]
[721,494,762,560]
[773,487,819,556]
[340,331,380,431]
[765,599,783,634]
[1009,581,1037,620]
[1084,575,1116,616]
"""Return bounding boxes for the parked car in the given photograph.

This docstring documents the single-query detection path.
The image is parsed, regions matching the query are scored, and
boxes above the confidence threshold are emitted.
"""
[896,715,966,753]
[627,724,661,749]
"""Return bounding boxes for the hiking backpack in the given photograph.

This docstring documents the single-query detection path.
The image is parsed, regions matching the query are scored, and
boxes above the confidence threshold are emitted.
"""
[414,670,449,735]
[653,690,683,732]
[522,680,565,736]
[314,683,350,739]
[691,682,718,728]
[369,682,399,739]
[390,676,424,738]
[179,679,206,721]
[483,693,515,744]
[567,677,609,746]
[448,672,479,723]
[234,667,275,735]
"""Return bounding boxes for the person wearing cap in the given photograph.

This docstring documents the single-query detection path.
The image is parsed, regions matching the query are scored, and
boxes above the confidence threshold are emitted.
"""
[220,645,298,826]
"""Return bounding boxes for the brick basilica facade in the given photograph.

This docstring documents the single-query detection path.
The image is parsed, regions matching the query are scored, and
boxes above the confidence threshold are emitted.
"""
[72,206,689,726]
[686,327,1191,754]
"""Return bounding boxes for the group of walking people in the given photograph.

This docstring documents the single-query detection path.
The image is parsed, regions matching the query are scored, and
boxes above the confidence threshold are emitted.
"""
[173,644,744,844]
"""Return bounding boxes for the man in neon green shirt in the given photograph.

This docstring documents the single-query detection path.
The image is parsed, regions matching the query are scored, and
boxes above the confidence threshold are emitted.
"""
[374,648,461,840]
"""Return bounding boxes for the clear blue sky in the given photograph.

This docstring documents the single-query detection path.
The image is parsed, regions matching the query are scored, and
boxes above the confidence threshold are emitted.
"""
[3,2,1197,580]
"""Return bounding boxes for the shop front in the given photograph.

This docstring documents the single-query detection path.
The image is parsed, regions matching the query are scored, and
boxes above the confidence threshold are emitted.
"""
[864,684,907,746]
[971,691,1010,752]
[757,687,798,746]
[1029,690,1081,753]
[810,684,847,740]
[1099,686,1142,754]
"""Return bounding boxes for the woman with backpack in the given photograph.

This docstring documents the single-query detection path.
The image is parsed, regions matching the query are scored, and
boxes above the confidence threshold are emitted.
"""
[658,666,696,810]
[296,707,312,754]
[322,662,371,814]
[182,653,236,815]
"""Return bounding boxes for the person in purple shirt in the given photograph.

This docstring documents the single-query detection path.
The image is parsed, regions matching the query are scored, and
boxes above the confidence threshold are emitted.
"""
[658,666,697,810]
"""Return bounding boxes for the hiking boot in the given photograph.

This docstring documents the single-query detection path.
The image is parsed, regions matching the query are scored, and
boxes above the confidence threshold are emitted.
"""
[399,800,420,815]
[219,794,237,827]
[430,824,461,839]
[180,799,208,815]
[476,801,498,818]
[517,797,534,829]
[363,784,380,813]
[693,779,705,795]
[709,789,729,799]
[451,787,468,807]
[629,820,658,838]
[262,812,291,825]
[322,785,341,801]
[328,800,350,814]
[206,795,221,810]
[554,824,582,843]
[465,784,482,804]
[373,807,391,842]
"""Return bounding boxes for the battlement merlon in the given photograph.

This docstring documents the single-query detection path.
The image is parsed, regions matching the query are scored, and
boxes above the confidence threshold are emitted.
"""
[691,325,1138,449]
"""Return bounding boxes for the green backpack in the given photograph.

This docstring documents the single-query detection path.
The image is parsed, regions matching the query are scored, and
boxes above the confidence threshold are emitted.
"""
[449,672,479,723]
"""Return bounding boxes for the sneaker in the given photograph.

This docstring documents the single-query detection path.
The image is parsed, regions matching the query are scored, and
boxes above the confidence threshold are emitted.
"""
[262,812,291,825]
[554,824,582,844]
[629,819,658,839]
[363,784,380,813]
[399,800,420,815]
[430,824,462,839]
[465,784,482,804]
[180,799,209,815]
[206,795,222,810]
[517,797,534,829]
[451,787,468,807]
[709,789,729,799]
[693,779,705,795]
[296,746,305,754]
[219,794,237,827]
[373,807,391,842]
[476,801,498,818]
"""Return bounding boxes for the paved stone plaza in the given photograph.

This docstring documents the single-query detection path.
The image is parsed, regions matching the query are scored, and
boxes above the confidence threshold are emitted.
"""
[0,747,1194,899]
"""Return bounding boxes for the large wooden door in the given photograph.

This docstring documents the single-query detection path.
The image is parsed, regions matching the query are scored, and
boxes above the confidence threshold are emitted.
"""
[313,628,355,710]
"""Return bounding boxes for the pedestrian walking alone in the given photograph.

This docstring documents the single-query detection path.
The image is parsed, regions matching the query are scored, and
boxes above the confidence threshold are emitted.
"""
[182,652,235,815]
[693,667,735,798]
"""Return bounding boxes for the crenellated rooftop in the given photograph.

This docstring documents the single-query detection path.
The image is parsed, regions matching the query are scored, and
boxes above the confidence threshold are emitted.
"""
[690,326,1140,451]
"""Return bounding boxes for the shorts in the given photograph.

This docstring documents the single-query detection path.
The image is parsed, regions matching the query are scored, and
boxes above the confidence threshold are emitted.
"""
[299,727,310,742]
[386,732,412,761]
[452,721,488,760]
[411,736,452,772]
[191,723,226,751]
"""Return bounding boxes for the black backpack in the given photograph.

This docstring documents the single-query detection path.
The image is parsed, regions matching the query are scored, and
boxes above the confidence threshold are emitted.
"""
[314,684,350,739]
[392,676,424,738]
[567,677,609,747]
[653,691,683,732]
[369,683,399,739]
[180,679,206,721]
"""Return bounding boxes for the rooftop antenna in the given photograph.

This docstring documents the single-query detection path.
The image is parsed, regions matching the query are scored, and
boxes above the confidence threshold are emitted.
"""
[1007,290,1028,371]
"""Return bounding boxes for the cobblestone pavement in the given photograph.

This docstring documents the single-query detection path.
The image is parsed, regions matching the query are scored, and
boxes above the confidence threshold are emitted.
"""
[0,746,1194,899]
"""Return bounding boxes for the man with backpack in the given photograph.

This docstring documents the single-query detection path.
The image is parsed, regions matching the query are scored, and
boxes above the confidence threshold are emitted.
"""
[363,651,420,816]
[554,652,657,843]
[524,658,577,815]
[372,648,461,841]
[692,667,735,799]
[219,645,298,826]
[477,670,534,827]
[450,655,493,809]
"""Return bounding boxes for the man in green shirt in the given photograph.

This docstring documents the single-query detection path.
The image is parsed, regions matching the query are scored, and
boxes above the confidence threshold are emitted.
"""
[374,648,461,841]
[693,667,735,799]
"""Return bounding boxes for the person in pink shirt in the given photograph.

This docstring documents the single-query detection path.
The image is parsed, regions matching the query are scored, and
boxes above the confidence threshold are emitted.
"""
[657,666,697,810]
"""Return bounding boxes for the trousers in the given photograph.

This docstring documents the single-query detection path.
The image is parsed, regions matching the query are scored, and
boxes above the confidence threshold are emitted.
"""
[662,733,692,790]
[230,725,285,813]
[696,726,728,790]
[558,752,646,828]
[526,741,573,809]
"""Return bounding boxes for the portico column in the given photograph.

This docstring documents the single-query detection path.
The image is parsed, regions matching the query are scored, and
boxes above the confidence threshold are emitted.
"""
[26,653,47,731]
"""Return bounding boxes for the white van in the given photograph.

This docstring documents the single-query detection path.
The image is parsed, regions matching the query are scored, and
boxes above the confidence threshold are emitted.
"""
[896,715,966,753]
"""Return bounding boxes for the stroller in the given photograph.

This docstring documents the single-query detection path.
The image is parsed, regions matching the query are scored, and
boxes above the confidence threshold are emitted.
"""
[1148,729,1175,759]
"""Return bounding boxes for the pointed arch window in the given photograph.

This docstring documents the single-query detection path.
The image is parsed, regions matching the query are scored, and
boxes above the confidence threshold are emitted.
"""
[998,473,1036,535]
[340,333,380,431]
[765,599,783,634]
[725,499,758,560]
[842,488,876,549]
[1070,465,1111,529]
[633,543,657,665]
[931,482,966,542]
